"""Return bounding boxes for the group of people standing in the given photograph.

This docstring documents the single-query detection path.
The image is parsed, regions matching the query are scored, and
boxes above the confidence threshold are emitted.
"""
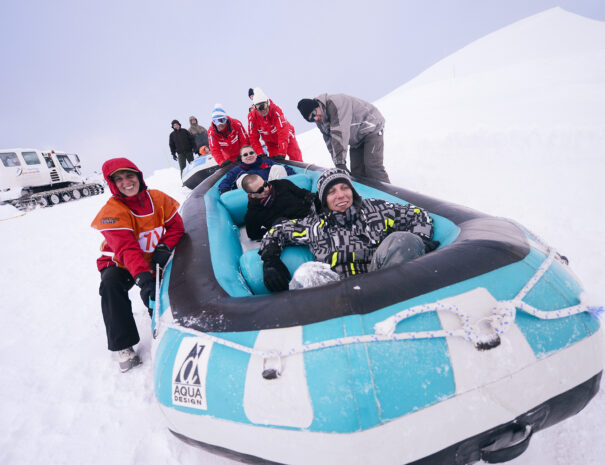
[93,89,408,373]
[169,89,391,183]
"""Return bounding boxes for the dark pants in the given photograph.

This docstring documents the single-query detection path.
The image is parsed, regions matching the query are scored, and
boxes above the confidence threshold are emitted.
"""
[99,266,140,351]
[349,130,390,183]
[177,151,194,174]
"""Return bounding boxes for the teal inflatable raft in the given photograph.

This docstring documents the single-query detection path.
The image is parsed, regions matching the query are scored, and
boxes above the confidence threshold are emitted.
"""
[151,161,602,465]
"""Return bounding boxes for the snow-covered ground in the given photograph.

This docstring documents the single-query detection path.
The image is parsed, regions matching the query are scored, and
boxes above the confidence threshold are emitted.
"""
[1,7,604,465]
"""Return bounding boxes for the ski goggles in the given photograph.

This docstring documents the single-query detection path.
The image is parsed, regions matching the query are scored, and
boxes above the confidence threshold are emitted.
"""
[254,102,268,112]
[213,117,227,125]
[307,109,317,122]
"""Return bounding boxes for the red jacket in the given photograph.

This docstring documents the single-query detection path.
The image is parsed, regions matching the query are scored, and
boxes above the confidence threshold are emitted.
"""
[248,99,302,161]
[91,158,184,277]
[208,117,250,165]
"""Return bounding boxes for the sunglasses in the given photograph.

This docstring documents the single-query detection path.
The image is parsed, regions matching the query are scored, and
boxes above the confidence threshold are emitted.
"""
[241,151,256,157]
[213,117,227,125]
[308,109,317,122]
[255,102,268,111]
[249,181,268,195]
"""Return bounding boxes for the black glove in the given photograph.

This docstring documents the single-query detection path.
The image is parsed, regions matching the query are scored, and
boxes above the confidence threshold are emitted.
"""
[220,159,235,168]
[151,243,172,268]
[172,153,177,161]
[263,258,291,292]
[335,163,350,173]
[422,239,441,253]
[272,155,286,161]
[135,271,155,308]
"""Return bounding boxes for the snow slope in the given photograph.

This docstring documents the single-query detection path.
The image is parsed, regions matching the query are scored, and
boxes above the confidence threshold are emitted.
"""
[1,7,604,465]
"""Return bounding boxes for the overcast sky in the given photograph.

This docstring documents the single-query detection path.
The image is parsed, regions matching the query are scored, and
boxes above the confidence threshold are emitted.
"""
[1,0,604,174]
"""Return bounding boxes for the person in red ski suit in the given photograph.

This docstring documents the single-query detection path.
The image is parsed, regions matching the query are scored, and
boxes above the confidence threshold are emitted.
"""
[248,87,303,162]
[91,157,184,371]
[207,103,250,167]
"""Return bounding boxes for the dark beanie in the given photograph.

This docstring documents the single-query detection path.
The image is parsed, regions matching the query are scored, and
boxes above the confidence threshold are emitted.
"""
[171,119,180,126]
[248,88,254,97]
[297,99,319,121]
[316,168,360,208]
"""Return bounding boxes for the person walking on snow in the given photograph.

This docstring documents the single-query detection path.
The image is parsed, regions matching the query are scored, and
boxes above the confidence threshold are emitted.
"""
[91,157,184,372]
[249,87,303,162]
[207,103,250,168]
[297,94,390,182]
[188,116,209,155]
[258,168,438,292]
[169,119,196,174]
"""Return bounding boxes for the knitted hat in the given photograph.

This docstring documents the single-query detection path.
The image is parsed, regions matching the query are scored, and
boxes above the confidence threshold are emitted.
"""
[316,168,359,208]
[297,99,319,121]
[252,87,269,105]
[171,119,180,127]
[211,104,228,121]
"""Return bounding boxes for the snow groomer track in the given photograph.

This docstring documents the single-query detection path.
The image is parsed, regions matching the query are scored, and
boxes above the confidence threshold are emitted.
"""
[150,160,603,465]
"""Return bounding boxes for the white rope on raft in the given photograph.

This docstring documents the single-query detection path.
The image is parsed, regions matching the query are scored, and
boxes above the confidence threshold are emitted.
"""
[160,221,603,366]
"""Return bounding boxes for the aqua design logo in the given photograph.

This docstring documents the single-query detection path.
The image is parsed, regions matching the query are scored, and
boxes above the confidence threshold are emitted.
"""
[172,338,213,410]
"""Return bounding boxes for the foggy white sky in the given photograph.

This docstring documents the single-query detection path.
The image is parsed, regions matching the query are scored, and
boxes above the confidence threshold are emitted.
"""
[1,0,604,174]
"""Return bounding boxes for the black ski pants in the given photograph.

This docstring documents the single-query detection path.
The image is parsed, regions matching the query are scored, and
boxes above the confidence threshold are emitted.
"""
[177,151,194,174]
[99,266,140,351]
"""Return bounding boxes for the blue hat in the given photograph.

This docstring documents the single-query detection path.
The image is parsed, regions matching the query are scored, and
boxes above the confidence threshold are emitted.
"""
[212,104,227,122]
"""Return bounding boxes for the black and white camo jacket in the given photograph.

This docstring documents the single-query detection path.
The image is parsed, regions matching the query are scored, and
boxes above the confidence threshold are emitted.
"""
[259,198,434,278]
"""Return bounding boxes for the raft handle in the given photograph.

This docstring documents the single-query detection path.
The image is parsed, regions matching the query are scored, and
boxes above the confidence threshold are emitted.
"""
[480,422,532,464]
[262,351,283,380]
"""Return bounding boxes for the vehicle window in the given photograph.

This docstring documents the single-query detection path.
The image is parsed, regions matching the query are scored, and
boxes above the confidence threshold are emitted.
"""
[44,155,55,168]
[22,151,41,165]
[57,154,75,172]
[0,152,21,167]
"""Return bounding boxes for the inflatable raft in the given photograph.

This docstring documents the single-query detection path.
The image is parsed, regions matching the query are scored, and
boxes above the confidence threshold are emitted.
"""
[180,153,220,190]
[151,161,603,465]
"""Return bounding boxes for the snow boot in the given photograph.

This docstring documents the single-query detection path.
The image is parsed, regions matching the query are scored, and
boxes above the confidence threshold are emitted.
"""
[118,347,142,372]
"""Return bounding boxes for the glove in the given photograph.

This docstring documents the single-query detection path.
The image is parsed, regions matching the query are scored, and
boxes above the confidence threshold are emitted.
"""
[135,271,155,308]
[335,163,350,173]
[151,243,172,268]
[263,258,291,292]
[172,153,177,161]
[220,159,235,168]
[422,239,441,252]
[272,155,286,161]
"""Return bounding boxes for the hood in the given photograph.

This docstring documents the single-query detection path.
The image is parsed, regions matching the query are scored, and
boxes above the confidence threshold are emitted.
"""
[101,157,147,197]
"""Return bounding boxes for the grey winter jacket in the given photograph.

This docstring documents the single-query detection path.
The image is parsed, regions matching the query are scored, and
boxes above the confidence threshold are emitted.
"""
[314,93,385,165]
[259,198,434,278]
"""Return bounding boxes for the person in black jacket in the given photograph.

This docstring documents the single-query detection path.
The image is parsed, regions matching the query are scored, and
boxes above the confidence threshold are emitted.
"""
[242,174,316,241]
[168,119,195,174]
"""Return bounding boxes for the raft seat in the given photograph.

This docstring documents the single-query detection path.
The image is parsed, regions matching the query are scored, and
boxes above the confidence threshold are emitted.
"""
[219,173,315,295]
[240,246,314,295]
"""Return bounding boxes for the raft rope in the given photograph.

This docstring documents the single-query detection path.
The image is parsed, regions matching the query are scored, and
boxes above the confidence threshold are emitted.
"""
[159,221,603,375]
[0,211,27,221]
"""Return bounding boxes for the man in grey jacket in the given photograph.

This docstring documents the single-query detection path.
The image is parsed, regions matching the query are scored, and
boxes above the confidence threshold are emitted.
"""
[297,94,390,182]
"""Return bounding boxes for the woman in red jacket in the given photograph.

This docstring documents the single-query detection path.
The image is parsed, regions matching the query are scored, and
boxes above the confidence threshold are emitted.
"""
[91,157,184,372]
[248,87,303,162]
